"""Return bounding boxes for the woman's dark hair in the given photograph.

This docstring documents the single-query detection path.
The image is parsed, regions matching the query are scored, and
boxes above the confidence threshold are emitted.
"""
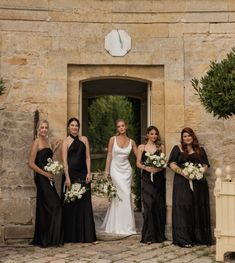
[67,117,80,128]
[145,125,162,149]
[180,127,201,160]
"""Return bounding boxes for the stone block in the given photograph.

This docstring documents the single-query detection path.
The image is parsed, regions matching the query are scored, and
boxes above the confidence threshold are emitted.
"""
[164,132,180,156]
[128,24,169,38]
[229,13,235,22]
[46,103,68,131]
[153,0,187,13]
[48,54,67,79]
[228,0,235,10]
[210,23,235,34]
[183,12,228,23]
[165,62,184,81]
[1,32,51,53]
[0,186,36,199]
[0,0,48,9]
[151,80,164,105]
[165,81,184,105]
[5,225,34,239]
[0,10,48,23]
[3,56,27,65]
[169,23,209,37]
[0,198,33,224]
[185,0,228,12]
[165,105,184,132]
[47,80,67,104]
[151,105,165,134]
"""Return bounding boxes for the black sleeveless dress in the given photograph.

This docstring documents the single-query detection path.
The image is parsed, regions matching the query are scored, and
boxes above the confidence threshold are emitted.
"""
[140,150,166,243]
[168,145,212,246]
[32,148,63,247]
[63,135,96,243]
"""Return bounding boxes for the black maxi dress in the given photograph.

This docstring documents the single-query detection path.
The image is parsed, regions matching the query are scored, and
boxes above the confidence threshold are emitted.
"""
[168,145,212,246]
[32,148,63,247]
[140,150,166,243]
[63,135,97,243]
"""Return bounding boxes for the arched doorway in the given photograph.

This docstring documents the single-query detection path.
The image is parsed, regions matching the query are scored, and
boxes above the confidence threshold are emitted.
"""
[80,77,150,231]
[80,77,150,142]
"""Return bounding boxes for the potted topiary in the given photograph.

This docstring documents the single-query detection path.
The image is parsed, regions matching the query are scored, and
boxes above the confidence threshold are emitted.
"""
[192,47,235,119]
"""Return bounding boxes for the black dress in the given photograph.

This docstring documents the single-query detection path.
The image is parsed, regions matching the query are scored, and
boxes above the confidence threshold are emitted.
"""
[168,145,212,246]
[63,135,96,243]
[32,148,63,247]
[140,150,166,243]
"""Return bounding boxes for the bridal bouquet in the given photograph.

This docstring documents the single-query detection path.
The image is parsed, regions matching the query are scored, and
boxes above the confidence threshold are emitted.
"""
[44,158,64,186]
[64,183,86,203]
[182,162,205,191]
[144,152,167,181]
[92,173,119,202]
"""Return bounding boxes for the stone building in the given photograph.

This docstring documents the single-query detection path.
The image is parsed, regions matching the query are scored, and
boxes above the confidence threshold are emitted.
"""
[0,0,234,243]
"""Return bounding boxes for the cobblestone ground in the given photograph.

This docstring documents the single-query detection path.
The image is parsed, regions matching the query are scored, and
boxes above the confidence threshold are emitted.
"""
[1,235,234,263]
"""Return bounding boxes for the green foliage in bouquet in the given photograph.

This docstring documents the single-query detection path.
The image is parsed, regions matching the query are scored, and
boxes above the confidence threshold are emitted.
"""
[0,78,6,96]
[192,48,235,119]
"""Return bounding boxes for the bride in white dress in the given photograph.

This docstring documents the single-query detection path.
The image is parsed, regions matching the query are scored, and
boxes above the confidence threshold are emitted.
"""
[101,119,138,235]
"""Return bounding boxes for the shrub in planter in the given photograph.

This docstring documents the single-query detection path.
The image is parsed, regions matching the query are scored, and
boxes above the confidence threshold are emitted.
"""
[192,48,235,119]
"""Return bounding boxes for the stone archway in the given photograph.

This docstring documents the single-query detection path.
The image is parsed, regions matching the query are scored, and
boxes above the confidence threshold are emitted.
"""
[80,77,149,142]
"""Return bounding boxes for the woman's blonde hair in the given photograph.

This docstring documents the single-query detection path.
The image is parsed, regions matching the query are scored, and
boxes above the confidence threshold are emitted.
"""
[116,119,129,136]
[36,119,49,137]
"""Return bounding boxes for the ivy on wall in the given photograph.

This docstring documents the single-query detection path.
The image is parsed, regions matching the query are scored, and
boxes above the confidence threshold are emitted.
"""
[0,78,5,95]
[192,48,235,119]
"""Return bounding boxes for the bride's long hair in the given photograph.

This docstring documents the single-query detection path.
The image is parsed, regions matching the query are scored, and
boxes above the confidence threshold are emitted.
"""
[36,119,49,138]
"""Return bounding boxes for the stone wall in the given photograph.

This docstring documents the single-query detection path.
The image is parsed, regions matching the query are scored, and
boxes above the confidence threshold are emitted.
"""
[0,0,235,243]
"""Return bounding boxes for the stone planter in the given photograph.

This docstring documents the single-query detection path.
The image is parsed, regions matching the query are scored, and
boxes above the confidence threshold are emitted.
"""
[214,174,235,261]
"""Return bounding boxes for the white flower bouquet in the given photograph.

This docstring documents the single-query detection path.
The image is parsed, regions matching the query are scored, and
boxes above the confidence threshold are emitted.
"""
[182,162,205,191]
[144,152,167,168]
[44,158,64,186]
[64,183,86,203]
[44,158,64,176]
[144,152,167,181]
[92,174,119,202]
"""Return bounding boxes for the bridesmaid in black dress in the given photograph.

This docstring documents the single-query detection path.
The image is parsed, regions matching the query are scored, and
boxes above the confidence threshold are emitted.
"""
[62,117,96,243]
[168,127,212,247]
[28,120,63,247]
[136,126,166,244]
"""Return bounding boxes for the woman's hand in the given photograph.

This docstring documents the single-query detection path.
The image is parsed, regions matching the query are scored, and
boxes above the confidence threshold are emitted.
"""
[65,177,71,189]
[104,171,110,179]
[86,173,91,184]
[45,172,53,180]
[145,166,161,174]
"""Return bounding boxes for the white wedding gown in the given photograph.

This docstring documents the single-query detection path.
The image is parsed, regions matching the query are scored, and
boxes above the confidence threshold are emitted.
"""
[101,136,136,235]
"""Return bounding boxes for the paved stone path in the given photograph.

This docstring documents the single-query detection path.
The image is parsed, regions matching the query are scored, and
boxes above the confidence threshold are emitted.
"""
[0,235,234,263]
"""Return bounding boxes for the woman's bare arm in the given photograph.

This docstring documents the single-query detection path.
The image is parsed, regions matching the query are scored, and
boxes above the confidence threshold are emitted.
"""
[28,139,52,179]
[105,137,114,176]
